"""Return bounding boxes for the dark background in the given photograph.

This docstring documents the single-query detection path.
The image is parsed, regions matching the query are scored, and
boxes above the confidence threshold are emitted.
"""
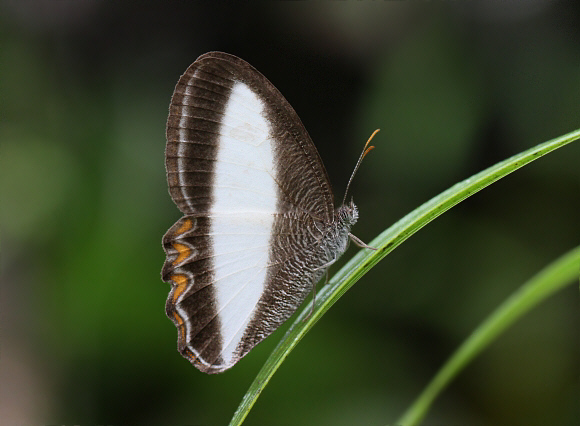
[2,1,579,425]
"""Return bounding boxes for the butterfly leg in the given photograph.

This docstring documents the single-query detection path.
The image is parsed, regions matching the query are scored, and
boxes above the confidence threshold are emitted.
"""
[314,255,338,271]
[303,256,336,321]
[349,233,378,250]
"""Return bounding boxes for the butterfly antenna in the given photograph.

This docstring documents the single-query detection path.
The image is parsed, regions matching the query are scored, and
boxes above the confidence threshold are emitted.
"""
[341,129,379,206]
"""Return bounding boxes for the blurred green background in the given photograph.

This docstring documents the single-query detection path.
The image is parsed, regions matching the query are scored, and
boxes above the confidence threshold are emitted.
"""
[1,2,579,425]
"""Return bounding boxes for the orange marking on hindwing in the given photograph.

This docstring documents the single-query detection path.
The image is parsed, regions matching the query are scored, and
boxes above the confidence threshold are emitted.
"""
[173,313,186,342]
[170,274,189,342]
[183,347,197,363]
[171,274,188,301]
[172,242,191,265]
[171,218,193,266]
[174,218,193,236]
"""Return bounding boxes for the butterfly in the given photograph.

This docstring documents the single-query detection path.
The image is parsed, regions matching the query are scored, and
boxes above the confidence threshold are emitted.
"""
[162,52,374,373]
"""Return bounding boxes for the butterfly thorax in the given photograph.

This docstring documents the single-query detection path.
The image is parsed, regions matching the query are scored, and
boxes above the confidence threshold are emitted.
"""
[314,200,359,269]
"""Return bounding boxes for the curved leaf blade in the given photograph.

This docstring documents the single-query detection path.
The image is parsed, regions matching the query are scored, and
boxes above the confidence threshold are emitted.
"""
[229,128,580,426]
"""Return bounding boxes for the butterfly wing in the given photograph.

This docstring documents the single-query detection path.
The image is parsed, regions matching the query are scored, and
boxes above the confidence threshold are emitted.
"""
[163,52,335,373]
[165,51,334,220]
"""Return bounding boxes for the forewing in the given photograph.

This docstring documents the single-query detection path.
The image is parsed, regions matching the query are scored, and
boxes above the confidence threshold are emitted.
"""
[165,51,334,220]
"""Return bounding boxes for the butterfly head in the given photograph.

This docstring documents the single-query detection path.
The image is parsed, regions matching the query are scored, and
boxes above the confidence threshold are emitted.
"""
[337,199,358,227]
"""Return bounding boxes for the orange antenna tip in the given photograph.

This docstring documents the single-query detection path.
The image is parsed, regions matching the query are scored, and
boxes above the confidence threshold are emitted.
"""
[364,129,380,148]
[341,129,380,206]
[363,146,375,158]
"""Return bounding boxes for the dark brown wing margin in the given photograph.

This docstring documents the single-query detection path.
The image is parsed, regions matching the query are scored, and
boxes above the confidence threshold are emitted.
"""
[165,52,235,215]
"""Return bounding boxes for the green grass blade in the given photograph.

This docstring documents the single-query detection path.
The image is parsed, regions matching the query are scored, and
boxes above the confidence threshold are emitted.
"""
[229,127,580,426]
[396,245,580,426]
